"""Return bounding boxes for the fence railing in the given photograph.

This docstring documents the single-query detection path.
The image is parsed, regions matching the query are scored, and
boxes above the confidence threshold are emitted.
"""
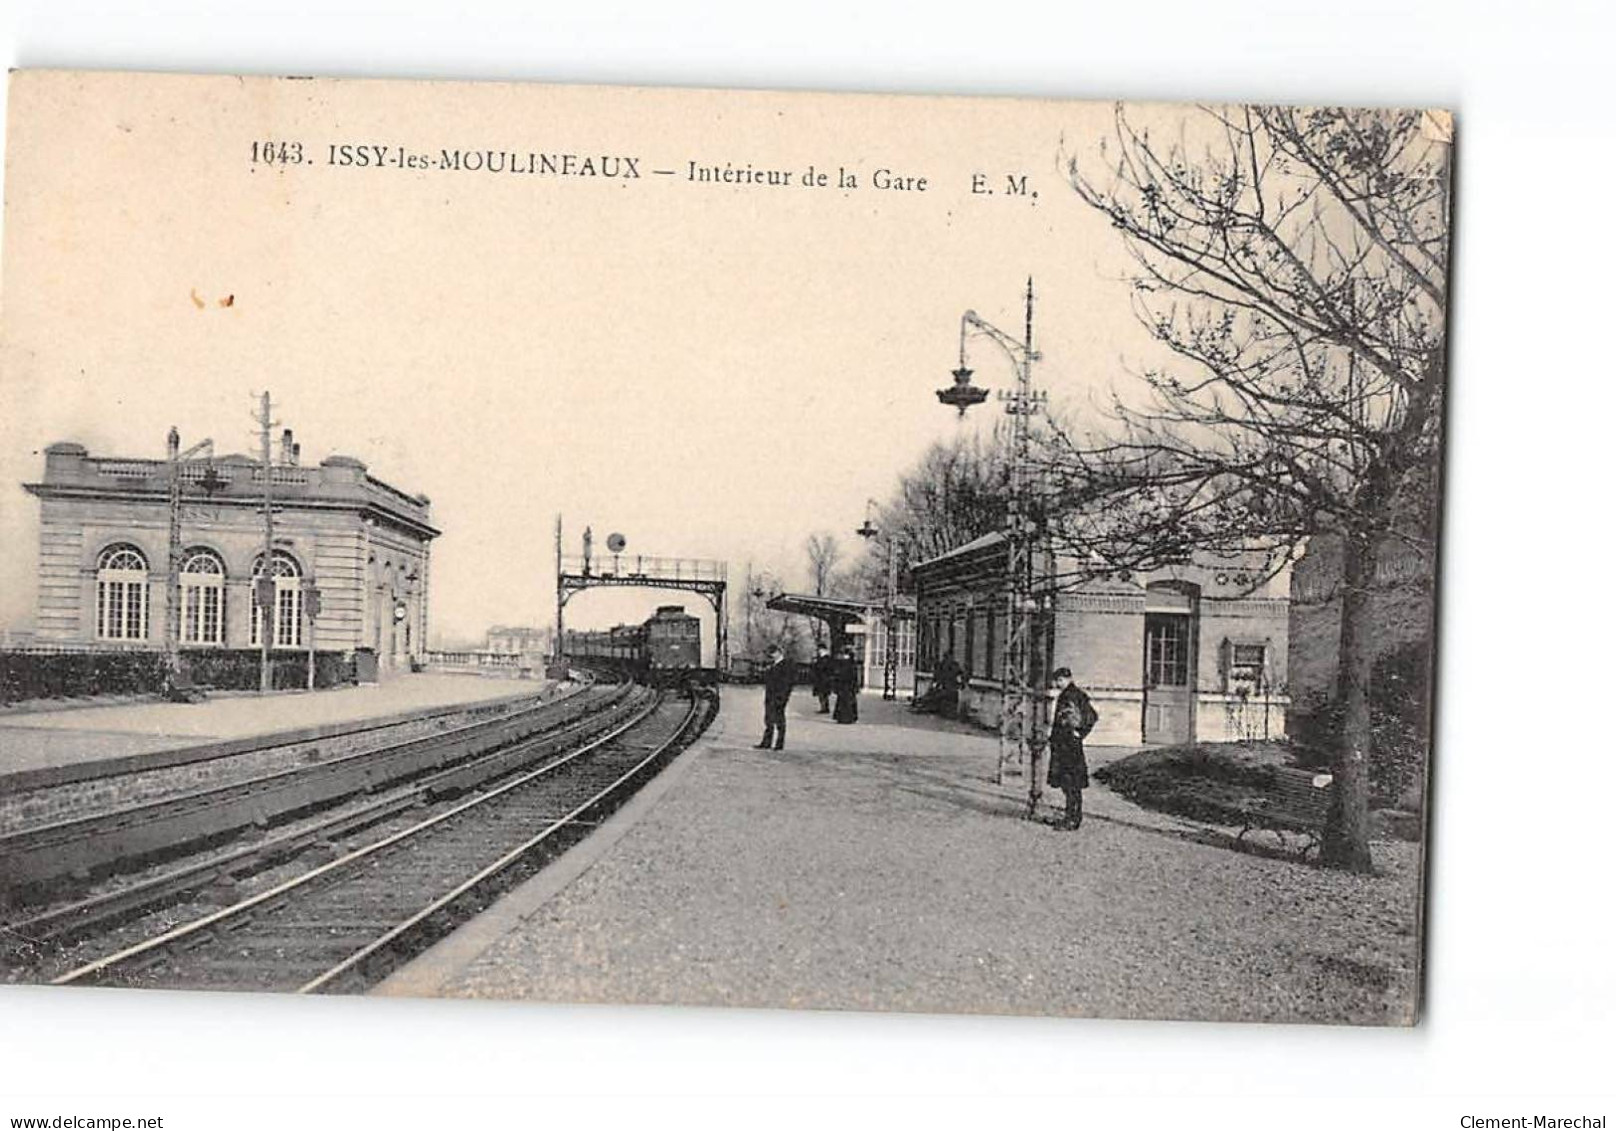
[560,554,727,583]
[423,650,527,669]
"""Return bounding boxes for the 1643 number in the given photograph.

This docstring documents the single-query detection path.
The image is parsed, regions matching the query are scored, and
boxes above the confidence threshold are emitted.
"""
[250,141,305,166]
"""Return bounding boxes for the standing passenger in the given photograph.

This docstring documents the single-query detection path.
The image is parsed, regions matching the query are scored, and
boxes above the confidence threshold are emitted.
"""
[932,650,963,720]
[832,645,860,724]
[810,645,835,714]
[755,645,794,750]
[1046,667,1099,830]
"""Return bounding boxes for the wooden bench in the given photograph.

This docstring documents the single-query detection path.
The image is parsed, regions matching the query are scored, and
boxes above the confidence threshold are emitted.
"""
[163,672,213,704]
[1235,766,1334,859]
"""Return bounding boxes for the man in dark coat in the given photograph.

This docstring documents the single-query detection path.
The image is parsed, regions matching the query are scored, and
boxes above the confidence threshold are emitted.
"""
[755,645,794,750]
[810,645,834,713]
[1046,667,1099,830]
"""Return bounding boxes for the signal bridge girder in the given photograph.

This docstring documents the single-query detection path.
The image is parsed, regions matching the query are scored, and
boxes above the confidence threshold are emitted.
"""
[555,555,729,668]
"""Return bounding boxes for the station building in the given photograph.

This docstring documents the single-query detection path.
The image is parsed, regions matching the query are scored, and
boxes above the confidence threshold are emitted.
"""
[22,432,439,677]
[910,533,1291,746]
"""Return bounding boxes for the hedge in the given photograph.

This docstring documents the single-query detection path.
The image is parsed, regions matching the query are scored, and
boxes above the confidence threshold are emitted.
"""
[1288,638,1433,808]
[1,649,356,705]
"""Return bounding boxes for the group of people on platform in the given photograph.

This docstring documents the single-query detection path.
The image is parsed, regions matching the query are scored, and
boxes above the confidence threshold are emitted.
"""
[810,644,861,724]
[755,643,1099,832]
[754,641,860,752]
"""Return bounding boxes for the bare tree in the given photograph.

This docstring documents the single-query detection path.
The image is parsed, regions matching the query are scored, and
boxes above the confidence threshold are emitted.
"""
[734,563,809,664]
[845,432,1009,602]
[805,532,844,597]
[803,532,844,646]
[1041,105,1451,871]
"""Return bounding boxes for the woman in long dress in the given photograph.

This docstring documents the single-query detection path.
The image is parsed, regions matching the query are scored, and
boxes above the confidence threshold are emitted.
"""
[832,646,859,724]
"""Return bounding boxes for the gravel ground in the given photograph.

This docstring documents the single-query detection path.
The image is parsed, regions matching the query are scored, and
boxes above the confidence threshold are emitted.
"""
[438,689,1422,1025]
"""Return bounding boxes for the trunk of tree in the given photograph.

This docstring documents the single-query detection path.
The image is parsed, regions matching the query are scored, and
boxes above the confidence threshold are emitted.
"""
[1322,527,1377,871]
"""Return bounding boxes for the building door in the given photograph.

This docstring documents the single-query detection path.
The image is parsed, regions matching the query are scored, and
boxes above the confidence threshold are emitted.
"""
[1143,581,1197,743]
[1144,613,1192,743]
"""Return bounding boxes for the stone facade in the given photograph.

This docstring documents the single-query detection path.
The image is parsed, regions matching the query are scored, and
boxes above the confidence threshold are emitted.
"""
[23,440,439,676]
[486,626,550,655]
[911,533,1291,746]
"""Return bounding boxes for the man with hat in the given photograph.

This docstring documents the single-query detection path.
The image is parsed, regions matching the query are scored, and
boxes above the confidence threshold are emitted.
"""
[756,644,795,750]
[1046,667,1099,830]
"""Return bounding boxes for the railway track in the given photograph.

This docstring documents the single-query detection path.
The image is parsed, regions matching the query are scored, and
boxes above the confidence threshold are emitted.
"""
[0,677,626,901]
[39,687,715,994]
[1,680,647,950]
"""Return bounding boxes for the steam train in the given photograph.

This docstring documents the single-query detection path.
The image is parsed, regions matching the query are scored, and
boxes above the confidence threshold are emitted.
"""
[561,605,706,685]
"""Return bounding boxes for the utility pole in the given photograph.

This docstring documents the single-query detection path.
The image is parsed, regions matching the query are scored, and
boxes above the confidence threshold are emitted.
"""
[553,514,564,661]
[255,392,277,694]
[164,427,214,697]
[856,500,903,702]
[938,278,1049,816]
[1004,277,1042,812]
[884,544,900,702]
[166,427,182,692]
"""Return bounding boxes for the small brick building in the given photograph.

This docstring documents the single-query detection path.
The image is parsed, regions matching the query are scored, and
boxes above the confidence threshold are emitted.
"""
[22,435,439,676]
[911,533,1291,745]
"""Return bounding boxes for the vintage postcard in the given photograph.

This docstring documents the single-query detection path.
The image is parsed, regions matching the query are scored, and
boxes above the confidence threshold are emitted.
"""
[0,70,1450,1024]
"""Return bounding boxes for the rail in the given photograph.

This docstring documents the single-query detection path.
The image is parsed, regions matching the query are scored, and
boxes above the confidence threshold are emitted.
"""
[0,680,610,896]
[48,689,711,992]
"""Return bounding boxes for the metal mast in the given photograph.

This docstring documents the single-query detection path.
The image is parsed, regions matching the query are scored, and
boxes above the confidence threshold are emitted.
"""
[254,393,277,694]
[999,278,1041,802]
[883,546,900,701]
[856,499,903,702]
[553,514,565,660]
[164,427,214,695]
[938,279,1047,813]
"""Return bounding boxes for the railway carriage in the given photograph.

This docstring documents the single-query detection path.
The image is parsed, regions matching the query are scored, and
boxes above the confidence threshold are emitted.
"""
[562,605,706,686]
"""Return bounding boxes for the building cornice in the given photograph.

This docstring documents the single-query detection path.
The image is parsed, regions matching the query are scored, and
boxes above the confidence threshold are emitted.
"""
[23,481,441,541]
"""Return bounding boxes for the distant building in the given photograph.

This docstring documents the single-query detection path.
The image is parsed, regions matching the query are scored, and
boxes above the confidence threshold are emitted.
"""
[22,434,439,676]
[485,625,549,655]
[910,533,1291,745]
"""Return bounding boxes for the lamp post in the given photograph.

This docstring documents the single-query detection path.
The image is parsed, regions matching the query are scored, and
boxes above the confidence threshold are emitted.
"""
[164,426,219,697]
[855,500,902,702]
[937,278,1050,816]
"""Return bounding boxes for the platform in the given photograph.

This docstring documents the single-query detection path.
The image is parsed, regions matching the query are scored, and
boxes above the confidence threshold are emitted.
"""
[378,686,1423,1025]
[0,673,546,782]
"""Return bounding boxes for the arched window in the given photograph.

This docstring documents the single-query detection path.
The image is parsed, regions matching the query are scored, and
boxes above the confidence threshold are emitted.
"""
[251,551,303,648]
[180,549,226,645]
[96,544,150,641]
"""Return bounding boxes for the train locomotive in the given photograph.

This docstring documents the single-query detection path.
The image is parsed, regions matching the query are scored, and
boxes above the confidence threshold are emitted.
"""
[562,605,705,685]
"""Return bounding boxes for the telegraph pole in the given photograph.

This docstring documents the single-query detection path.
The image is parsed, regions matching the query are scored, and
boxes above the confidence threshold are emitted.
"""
[255,392,277,694]
[937,278,1049,815]
[553,514,565,661]
[884,546,900,701]
[164,427,214,697]
[856,500,903,702]
[166,427,183,693]
[1001,278,1045,815]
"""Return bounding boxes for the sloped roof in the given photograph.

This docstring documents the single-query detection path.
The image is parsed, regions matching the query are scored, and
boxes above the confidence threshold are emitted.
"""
[911,531,1007,572]
[766,592,916,622]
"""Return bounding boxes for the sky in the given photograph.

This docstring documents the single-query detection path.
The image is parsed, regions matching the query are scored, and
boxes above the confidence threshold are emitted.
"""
[0,73,1182,648]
